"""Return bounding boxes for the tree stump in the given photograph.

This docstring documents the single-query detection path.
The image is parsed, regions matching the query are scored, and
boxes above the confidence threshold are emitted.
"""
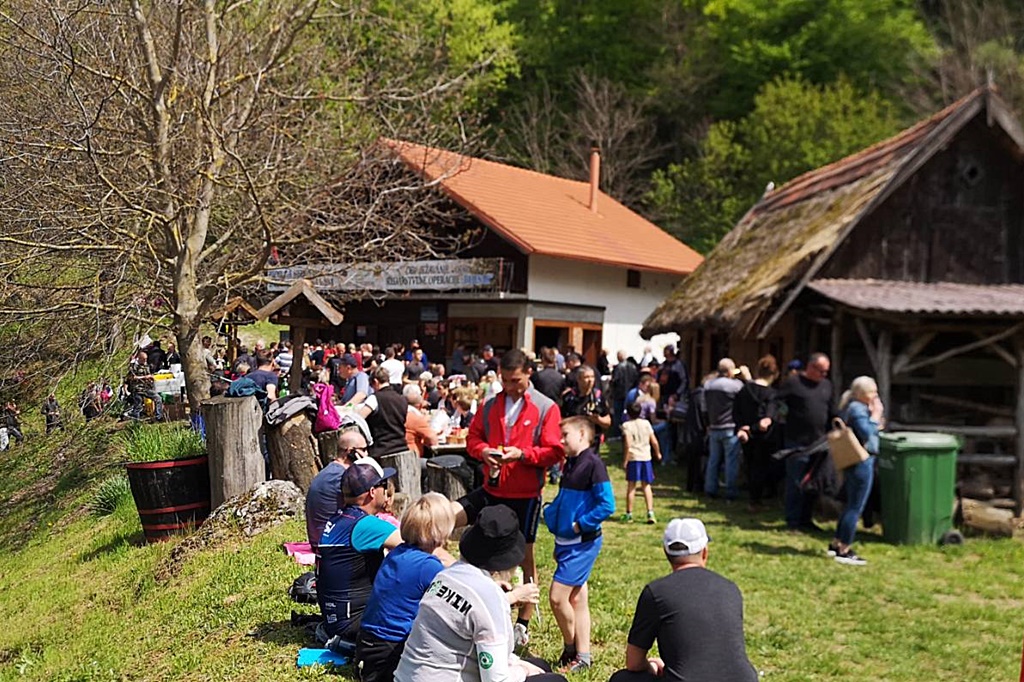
[425,454,471,501]
[317,430,339,466]
[267,413,321,494]
[378,449,421,501]
[202,395,265,509]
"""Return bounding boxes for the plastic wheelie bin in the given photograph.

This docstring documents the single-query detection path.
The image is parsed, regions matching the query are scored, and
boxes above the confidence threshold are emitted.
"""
[877,431,959,545]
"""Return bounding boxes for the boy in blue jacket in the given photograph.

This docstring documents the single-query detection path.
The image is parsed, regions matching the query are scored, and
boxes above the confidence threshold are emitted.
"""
[543,415,616,672]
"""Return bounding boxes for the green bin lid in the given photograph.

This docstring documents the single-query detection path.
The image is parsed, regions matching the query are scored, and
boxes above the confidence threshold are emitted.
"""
[879,431,960,452]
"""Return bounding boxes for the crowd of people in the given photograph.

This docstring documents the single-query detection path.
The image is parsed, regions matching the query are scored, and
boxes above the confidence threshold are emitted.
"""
[284,339,773,682]
[0,327,885,678]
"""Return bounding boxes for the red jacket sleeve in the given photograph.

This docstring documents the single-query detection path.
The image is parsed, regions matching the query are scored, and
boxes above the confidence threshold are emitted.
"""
[520,402,564,468]
[467,400,491,462]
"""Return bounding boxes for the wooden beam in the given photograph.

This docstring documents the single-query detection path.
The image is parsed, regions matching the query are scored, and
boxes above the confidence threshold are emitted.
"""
[886,423,1018,437]
[974,332,1018,368]
[892,332,936,375]
[918,392,1014,418]
[902,322,1024,374]
[855,317,879,373]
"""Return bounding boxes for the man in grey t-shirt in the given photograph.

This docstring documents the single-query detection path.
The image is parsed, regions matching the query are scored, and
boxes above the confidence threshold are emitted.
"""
[702,358,745,500]
[611,518,757,682]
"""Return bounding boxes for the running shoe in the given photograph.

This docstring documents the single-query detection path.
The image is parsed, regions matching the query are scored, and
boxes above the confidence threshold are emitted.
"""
[559,657,592,674]
[834,549,867,566]
[646,511,657,525]
[826,541,840,557]
[620,512,633,522]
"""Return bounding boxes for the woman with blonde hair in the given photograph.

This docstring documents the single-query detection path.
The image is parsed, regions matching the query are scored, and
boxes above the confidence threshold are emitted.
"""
[356,493,456,682]
[831,376,884,566]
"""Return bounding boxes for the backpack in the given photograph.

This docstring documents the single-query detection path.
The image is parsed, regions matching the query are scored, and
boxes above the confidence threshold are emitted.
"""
[313,383,341,434]
[226,376,269,411]
[288,570,318,604]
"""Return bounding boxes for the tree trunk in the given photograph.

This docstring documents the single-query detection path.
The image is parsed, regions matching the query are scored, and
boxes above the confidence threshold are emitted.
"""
[179,328,212,414]
[378,449,422,501]
[266,413,320,494]
[425,458,469,500]
[203,394,265,508]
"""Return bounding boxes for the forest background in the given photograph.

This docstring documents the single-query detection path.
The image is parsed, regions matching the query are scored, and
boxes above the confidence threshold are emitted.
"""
[2,0,1024,400]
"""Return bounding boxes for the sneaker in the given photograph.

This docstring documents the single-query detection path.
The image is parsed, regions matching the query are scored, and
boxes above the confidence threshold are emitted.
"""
[558,647,577,667]
[646,511,657,525]
[559,657,592,674]
[513,622,530,653]
[826,541,840,557]
[834,549,867,566]
[620,512,633,522]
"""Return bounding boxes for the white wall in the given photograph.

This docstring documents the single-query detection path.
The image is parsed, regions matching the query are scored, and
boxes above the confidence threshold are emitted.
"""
[527,255,680,360]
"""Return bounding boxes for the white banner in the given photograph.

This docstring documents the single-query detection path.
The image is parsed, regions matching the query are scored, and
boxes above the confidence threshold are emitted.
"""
[267,259,498,293]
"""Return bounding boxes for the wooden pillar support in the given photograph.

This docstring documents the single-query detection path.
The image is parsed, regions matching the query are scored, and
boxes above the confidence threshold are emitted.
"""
[1014,339,1024,518]
[378,450,422,501]
[266,413,320,494]
[877,329,892,413]
[289,325,306,395]
[830,310,844,401]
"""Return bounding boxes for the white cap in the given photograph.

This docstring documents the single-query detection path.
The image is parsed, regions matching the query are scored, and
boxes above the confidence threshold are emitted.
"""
[663,518,710,556]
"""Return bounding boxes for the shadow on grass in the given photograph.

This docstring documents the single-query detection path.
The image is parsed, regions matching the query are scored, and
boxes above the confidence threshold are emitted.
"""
[248,618,318,648]
[77,529,147,562]
[739,541,823,557]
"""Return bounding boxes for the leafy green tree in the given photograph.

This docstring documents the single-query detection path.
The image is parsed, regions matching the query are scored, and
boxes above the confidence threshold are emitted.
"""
[647,77,900,253]
[698,0,936,119]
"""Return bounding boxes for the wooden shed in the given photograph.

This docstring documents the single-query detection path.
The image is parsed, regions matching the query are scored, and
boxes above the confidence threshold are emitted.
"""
[643,86,1024,515]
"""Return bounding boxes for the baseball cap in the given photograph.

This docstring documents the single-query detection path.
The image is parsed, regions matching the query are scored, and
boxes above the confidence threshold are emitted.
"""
[482,344,494,353]
[341,457,397,497]
[339,353,359,367]
[663,518,710,556]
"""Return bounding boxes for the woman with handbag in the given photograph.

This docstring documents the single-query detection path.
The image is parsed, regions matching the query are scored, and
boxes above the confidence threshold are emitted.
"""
[831,376,884,566]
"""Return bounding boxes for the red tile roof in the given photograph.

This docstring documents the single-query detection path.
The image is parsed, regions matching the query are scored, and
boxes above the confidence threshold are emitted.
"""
[382,139,703,276]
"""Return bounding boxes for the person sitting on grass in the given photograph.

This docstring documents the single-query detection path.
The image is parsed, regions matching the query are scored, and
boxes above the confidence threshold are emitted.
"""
[610,518,757,682]
[355,493,457,682]
[395,504,561,682]
[620,401,662,524]
[316,458,401,655]
[542,416,615,673]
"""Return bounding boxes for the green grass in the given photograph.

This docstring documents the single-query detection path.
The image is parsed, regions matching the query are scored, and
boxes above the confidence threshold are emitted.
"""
[0,439,1023,680]
[121,422,206,464]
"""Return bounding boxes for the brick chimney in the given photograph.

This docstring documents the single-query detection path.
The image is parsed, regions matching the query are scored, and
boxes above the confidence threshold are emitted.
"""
[589,146,600,213]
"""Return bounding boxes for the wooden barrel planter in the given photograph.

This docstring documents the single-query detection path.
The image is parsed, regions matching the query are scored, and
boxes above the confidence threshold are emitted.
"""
[125,456,211,543]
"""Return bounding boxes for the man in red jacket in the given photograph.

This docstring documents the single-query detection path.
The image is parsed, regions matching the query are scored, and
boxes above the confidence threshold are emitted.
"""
[456,347,564,651]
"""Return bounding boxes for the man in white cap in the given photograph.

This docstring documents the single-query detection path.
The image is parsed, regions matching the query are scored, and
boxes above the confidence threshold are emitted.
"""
[610,518,757,682]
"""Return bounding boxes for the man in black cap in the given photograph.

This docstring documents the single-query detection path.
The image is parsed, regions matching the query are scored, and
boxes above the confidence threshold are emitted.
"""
[316,457,401,653]
[396,505,563,682]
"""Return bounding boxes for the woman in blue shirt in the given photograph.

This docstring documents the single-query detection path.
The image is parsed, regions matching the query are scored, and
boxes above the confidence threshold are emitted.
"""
[831,376,884,566]
[356,493,455,682]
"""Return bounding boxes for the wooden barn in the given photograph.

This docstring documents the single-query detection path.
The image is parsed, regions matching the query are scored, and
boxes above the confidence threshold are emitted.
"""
[642,86,1024,516]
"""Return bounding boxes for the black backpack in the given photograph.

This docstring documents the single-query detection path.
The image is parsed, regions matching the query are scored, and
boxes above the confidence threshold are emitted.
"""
[288,570,317,604]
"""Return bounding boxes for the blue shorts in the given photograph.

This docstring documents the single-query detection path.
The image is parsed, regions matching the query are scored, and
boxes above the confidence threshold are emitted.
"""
[627,461,655,483]
[553,536,602,587]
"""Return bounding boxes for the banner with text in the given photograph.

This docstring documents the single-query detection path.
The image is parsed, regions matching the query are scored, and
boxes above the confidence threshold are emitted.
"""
[267,259,499,293]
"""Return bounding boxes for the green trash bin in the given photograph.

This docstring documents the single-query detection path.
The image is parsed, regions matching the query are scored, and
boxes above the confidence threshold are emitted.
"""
[877,431,959,545]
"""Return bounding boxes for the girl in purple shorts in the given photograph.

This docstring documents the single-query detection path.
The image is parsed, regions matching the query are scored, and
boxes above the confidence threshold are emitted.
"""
[620,401,662,524]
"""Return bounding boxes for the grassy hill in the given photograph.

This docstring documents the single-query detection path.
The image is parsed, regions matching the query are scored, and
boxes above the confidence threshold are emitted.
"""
[1,422,1023,681]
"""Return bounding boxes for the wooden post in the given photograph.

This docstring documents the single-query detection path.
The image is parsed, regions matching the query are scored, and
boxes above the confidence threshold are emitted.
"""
[830,310,844,401]
[202,395,265,508]
[289,325,306,395]
[266,412,320,494]
[877,328,892,412]
[317,430,338,466]
[1014,339,1024,518]
[378,449,422,501]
